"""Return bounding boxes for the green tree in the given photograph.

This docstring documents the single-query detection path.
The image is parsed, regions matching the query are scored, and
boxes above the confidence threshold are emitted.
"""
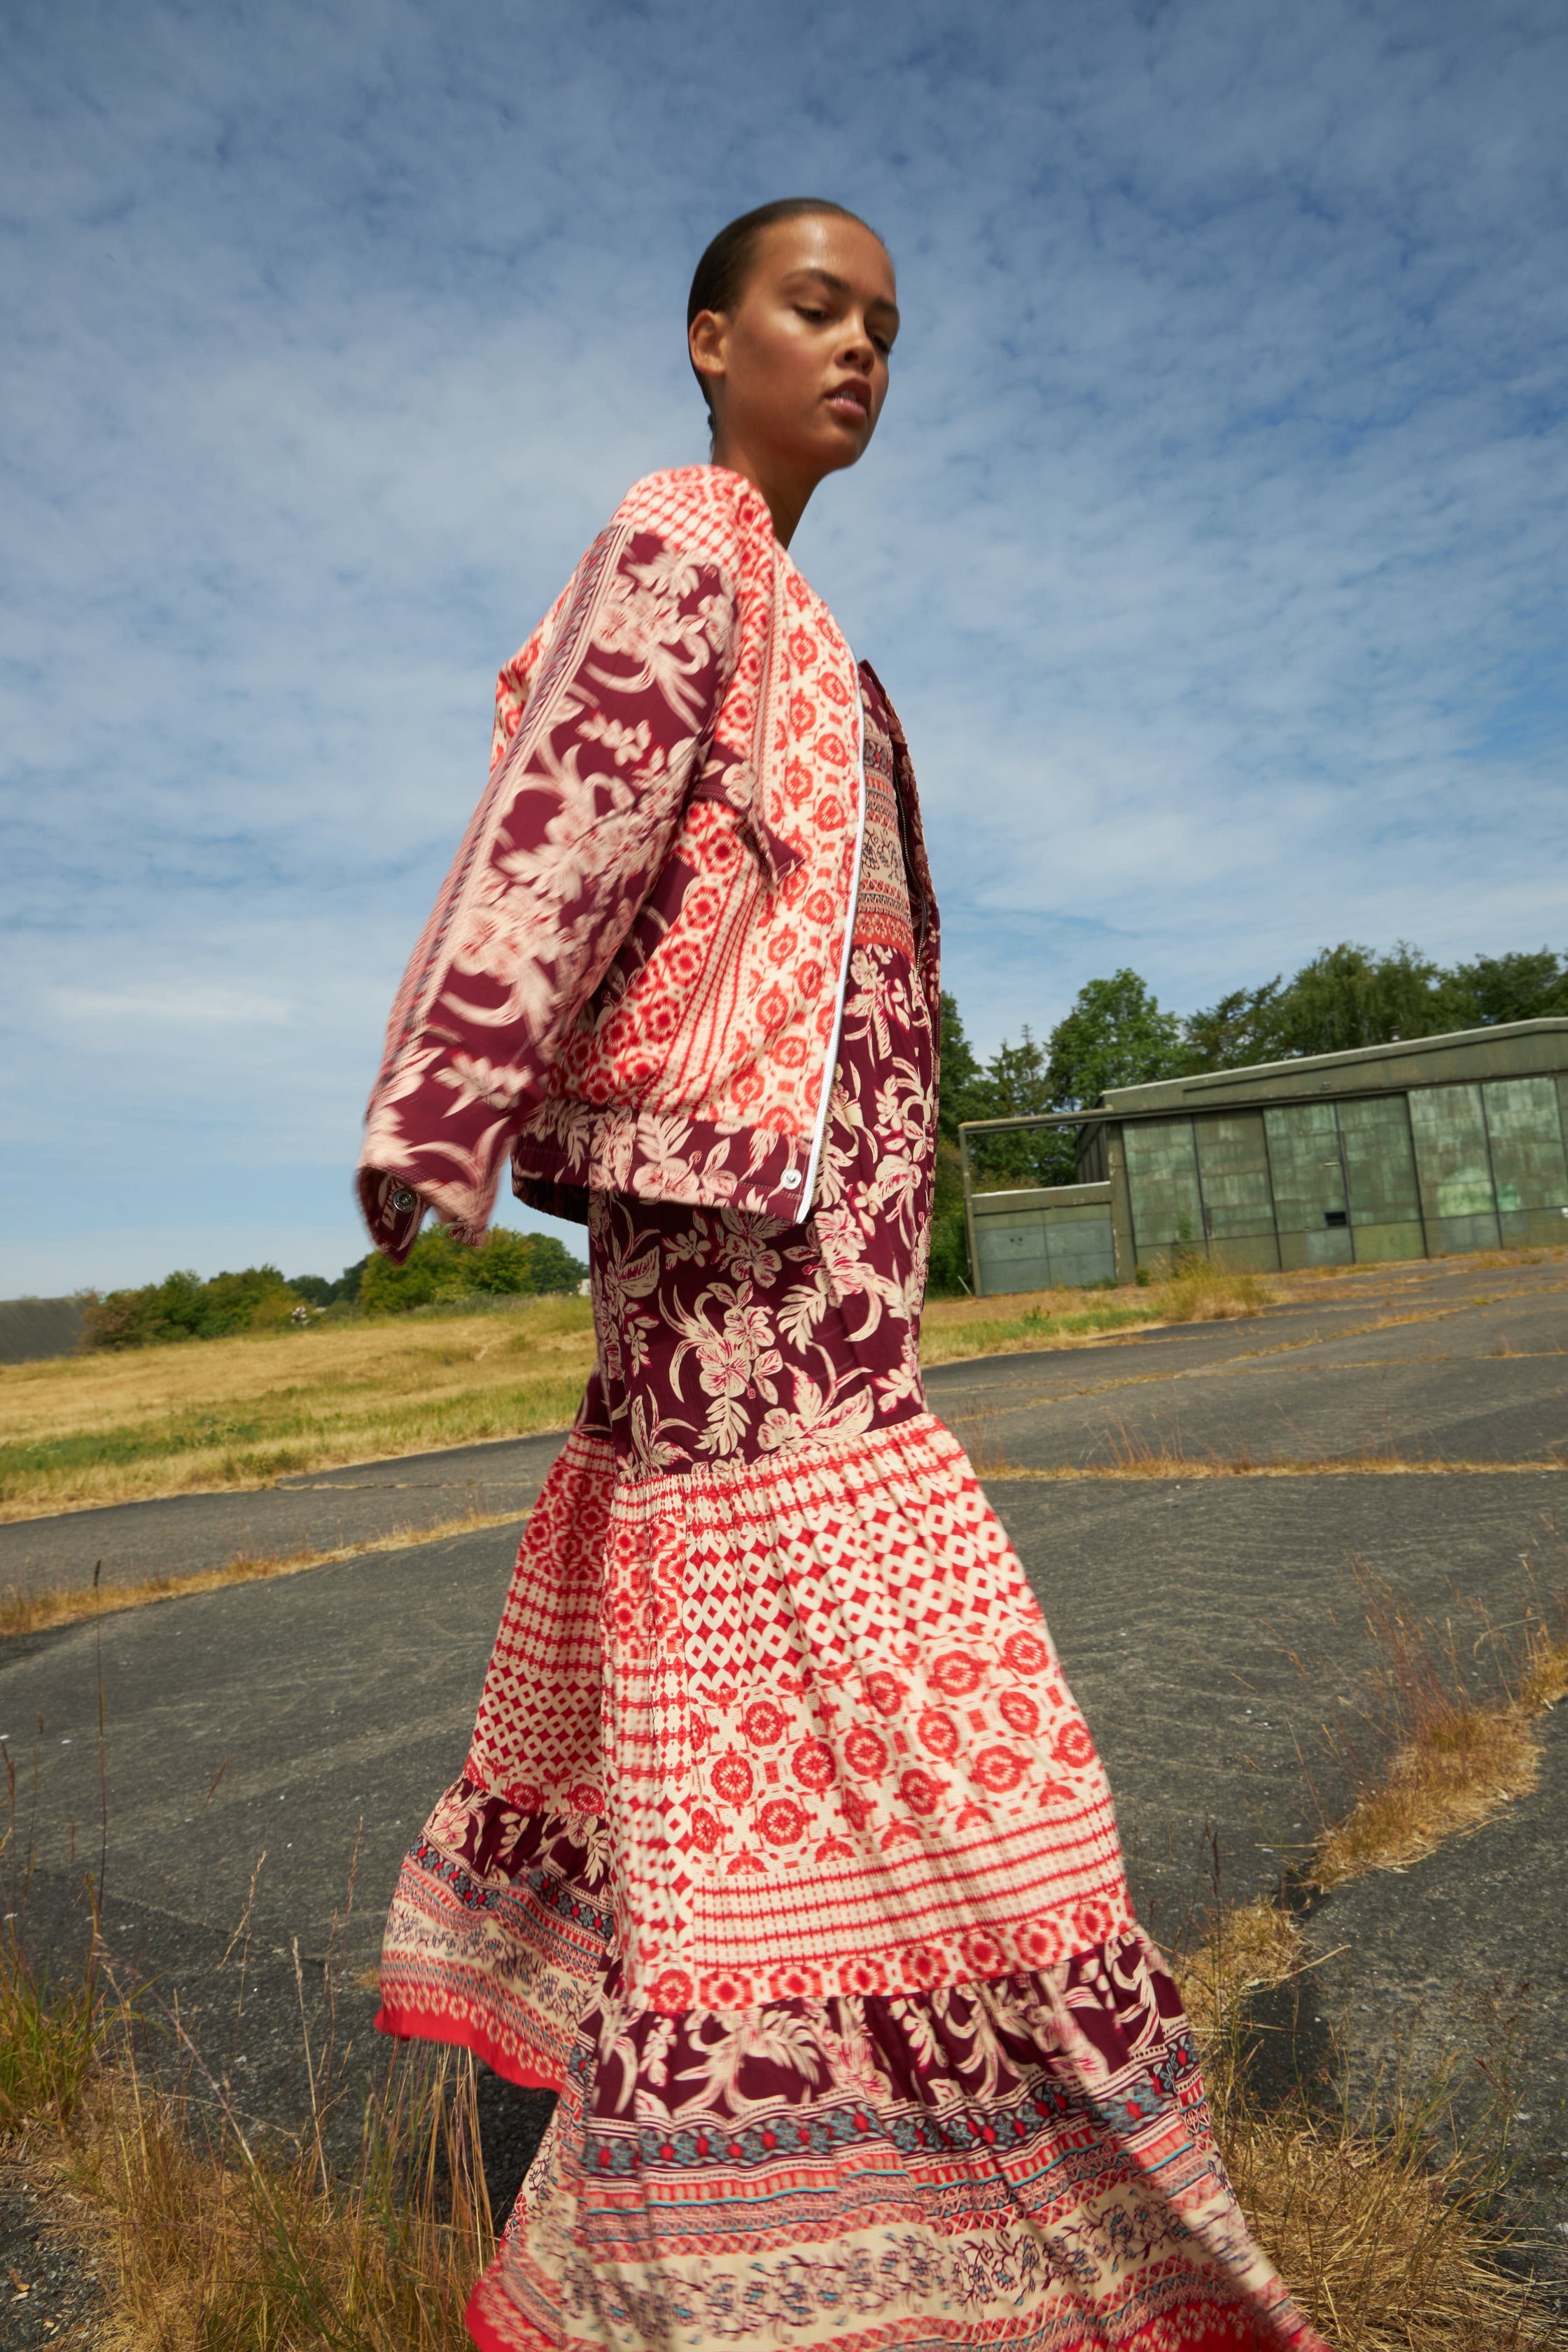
[287,1256,369,1308]
[964,1029,1075,1191]
[929,993,986,1291]
[526,1233,592,1293]
[1186,942,1453,1071]
[1045,969,1184,1107]
[1181,979,1289,1072]
[1435,948,1568,1030]
[358,1223,587,1317]
[80,1264,300,1350]
[937,974,1186,1213]
[1273,941,1444,1057]
[934,990,988,1140]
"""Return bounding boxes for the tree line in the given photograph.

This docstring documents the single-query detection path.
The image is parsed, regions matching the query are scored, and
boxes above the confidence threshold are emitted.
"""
[928,940,1567,1292]
[76,938,1567,1336]
[80,1224,589,1350]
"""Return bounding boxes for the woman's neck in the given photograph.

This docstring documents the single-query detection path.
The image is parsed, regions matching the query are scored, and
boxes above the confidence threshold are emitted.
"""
[708,431,814,548]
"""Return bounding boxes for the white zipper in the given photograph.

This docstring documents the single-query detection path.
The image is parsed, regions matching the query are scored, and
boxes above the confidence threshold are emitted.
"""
[797,673,867,1219]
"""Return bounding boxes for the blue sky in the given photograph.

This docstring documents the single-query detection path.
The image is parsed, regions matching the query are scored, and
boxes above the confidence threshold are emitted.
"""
[3,0,1565,1296]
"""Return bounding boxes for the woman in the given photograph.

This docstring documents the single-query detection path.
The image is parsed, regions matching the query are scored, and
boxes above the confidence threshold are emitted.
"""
[360,200,1326,2352]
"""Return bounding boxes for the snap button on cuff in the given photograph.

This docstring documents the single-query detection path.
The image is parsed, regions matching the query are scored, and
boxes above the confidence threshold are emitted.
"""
[780,1170,803,1190]
[391,1186,419,1214]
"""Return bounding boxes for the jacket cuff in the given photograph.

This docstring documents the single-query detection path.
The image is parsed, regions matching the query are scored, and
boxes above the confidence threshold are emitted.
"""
[356,1168,431,1264]
[357,1060,542,1260]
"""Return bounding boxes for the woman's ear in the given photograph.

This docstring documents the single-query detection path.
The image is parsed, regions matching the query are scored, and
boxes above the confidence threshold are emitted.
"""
[689,309,727,407]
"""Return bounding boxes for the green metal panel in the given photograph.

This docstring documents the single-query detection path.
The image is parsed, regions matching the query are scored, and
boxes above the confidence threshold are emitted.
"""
[1482,1080,1568,1245]
[1194,1113,1276,1238]
[969,1188,1116,1296]
[972,1215,1049,1294]
[1044,1215,1116,1287]
[1075,1126,1109,1182]
[1336,1096,1424,1262]
[1263,1102,1352,1263]
[1337,1096,1420,1222]
[1103,1127,1138,1283]
[1408,1084,1499,1253]
[1206,1233,1282,1272]
[969,1023,1568,1278]
[1124,1119,1202,1261]
[1094,1018,1568,1122]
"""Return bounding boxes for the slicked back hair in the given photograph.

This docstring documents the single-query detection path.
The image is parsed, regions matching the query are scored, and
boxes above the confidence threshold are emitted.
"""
[686,198,886,419]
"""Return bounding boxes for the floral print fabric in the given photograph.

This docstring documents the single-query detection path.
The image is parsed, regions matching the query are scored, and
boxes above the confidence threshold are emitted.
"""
[358,467,902,1264]
[584,688,932,1480]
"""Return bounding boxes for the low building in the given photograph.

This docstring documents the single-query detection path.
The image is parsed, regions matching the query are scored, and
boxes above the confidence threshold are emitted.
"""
[959,1017,1568,1296]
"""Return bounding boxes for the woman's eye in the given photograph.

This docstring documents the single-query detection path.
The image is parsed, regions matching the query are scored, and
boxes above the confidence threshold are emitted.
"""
[797,307,829,323]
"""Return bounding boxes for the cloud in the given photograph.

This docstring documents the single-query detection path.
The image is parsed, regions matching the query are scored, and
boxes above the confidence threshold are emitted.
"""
[2,0,1565,1292]
[48,987,294,1028]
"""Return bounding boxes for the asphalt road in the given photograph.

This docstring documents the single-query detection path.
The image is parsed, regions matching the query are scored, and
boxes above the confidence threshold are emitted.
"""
[2,1254,1565,2311]
[4,1257,1562,1607]
[0,1431,568,1598]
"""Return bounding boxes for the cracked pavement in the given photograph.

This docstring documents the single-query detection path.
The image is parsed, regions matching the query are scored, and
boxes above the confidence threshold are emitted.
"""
[2,1253,1564,2304]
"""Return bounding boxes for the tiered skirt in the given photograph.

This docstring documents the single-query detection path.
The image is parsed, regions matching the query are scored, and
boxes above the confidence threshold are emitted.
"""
[379,1413,1324,2351]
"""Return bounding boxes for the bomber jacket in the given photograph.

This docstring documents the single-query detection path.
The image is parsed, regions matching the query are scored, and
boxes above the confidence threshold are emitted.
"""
[358,465,938,1263]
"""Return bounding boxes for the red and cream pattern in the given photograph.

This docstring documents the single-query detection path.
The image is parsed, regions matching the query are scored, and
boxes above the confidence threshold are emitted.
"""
[377,703,1326,2349]
[475,1929,1314,2351]
[358,468,937,1266]
[464,1415,1130,2015]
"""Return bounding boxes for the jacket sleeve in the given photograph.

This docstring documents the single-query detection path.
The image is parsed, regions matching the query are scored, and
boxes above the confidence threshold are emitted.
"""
[357,515,738,1261]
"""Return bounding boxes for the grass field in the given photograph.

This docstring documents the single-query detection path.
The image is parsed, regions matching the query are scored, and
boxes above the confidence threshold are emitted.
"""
[0,1259,1267,1523]
[0,1297,596,1523]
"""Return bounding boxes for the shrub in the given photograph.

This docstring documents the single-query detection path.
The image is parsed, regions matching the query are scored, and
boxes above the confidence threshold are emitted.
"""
[80,1265,302,1351]
[286,1259,367,1308]
[926,1140,972,1296]
[358,1224,587,1318]
[1158,1259,1272,1323]
[926,1208,971,1297]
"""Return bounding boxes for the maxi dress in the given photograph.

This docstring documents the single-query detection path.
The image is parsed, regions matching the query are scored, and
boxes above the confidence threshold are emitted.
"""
[378,675,1326,2352]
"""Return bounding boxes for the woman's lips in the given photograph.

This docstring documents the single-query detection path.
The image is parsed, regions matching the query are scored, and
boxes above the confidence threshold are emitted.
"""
[825,381,871,419]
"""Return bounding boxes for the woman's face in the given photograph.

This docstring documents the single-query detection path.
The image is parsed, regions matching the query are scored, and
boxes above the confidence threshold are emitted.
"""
[691,214,899,489]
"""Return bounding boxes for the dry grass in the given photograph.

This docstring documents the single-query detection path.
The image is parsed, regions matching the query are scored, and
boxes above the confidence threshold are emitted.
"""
[1159,1258,1275,1322]
[1214,2076,1560,2348]
[920,1261,1270,1368]
[8,1242,1563,1530]
[1172,1893,1309,2043]
[1310,1574,1568,1891]
[976,1450,1568,1483]
[7,1588,1568,2347]
[2,1937,493,2350]
[920,1292,1162,1364]
[0,1506,533,1642]
[1273,1247,1564,1292]
[1312,1706,1541,1890]
[1160,1569,1568,2342]
[0,1937,104,2137]
[1170,1900,1564,2347]
[80,2047,491,2348]
[0,1271,1275,1525]
[4,1914,1558,2352]
[0,1294,596,1523]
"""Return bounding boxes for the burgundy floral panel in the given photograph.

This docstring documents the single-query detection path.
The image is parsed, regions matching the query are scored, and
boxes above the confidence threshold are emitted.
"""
[584,689,936,1480]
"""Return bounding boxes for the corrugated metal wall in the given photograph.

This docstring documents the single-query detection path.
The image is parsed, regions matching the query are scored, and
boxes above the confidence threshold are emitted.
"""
[960,1027,1568,1293]
[1119,1075,1568,1270]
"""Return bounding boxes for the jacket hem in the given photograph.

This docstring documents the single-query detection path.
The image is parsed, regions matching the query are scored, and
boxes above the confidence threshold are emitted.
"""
[510,1110,818,1228]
